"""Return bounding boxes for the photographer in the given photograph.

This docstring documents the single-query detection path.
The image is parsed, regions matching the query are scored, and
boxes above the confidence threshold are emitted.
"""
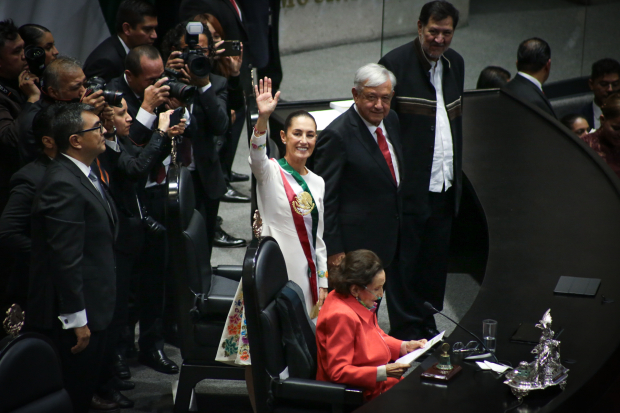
[17,56,108,165]
[161,21,245,251]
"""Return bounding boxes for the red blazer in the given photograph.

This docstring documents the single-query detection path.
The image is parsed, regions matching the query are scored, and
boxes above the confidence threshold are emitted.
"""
[316,291,403,401]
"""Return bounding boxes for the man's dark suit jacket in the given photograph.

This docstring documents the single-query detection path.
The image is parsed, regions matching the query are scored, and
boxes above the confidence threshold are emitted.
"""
[28,154,117,332]
[312,106,403,268]
[0,155,51,308]
[580,100,596,129]
[502,74,557,118]
[83,36,127,83]
[191,74,229,199]
[107,76,153,146]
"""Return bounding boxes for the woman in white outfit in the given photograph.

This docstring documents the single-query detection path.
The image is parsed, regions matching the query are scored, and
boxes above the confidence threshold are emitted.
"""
[216,77,328,411]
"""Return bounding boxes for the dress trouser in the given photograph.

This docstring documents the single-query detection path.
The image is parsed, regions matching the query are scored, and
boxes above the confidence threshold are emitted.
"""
[191,170,220,261]
[220,107,246,183]
[133,185,167,352]
[387,187,454,339]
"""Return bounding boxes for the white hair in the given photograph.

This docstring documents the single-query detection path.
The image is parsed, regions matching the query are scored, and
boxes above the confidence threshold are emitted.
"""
[354,63,397,92]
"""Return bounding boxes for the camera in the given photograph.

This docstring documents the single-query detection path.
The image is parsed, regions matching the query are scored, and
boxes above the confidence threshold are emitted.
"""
[24,45,46,78]
[84,77,124,108]
[181,21,212,78]
[160,68,196,104]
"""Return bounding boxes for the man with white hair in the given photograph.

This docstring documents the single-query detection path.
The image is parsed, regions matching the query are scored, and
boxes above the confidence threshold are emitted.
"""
[313,63,403,282]
[379,0,464,340]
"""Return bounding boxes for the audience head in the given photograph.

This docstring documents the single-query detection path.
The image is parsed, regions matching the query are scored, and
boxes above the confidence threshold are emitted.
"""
[53,103,104,161]
[18,24,58,64]
[560,114,590,138]
[329,250,385,309]
[516,38,551,82]
[161,21,213,62]
[352,63,396,126]
[418,1,459,61]
[42,56,85,101]
[113,98,133,137]
[194,13,226,43]
[0,19,26,80]
[116,0,158,48]
[33,103,62,157]
[598,92,620,146]
[589,58,620,107]
[476,66,511,89]
[280,110,317,162]
[125,45,163,96]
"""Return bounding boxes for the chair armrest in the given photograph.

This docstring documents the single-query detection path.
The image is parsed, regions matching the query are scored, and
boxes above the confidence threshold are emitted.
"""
[213,265,243,282]
[274,378,364,406]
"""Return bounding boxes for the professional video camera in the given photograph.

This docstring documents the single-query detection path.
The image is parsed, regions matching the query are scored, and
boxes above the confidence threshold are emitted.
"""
[180,21,212,78]
[159,68,196,104]
[84,77,124,108]
[24,45,46,78]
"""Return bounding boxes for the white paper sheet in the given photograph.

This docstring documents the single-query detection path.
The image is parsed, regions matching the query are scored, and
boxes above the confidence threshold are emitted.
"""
[395,330,445,365]
[308,109,342,132]
[329,100,355,113]
[476,361,511,373]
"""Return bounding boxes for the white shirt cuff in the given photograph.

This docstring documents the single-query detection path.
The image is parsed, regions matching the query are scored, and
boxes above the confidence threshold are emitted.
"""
[183,108,191,127]
[318,277,328,288]
[105,138,120,152]
[377,365,387,382]
[58,309,87,329]
[136,108,157,129]
[200,83,212,93]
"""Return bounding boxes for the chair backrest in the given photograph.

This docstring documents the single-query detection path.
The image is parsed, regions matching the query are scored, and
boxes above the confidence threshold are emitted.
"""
[0,333,72,413]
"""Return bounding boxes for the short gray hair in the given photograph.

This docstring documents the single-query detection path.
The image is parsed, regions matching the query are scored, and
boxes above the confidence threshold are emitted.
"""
[354,63,396,92]
[42,56,83,92]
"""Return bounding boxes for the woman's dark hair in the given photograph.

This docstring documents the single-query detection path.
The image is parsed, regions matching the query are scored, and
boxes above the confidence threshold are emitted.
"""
[18,24,50,47]
[329,250,383,295]
[560,113,586,130]
[283,110,317,134]
[193,13,231,78]
[419,1,460,29]
[601,92,620,120]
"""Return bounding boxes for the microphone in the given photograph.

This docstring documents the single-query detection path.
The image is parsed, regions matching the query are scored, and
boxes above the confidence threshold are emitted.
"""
[423,301,500,364]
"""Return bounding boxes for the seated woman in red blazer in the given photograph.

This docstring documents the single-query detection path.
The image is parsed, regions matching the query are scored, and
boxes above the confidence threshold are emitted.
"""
[316,250,427,401]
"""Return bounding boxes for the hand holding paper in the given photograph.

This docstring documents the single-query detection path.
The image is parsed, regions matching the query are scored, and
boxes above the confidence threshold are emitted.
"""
[395,331,446,366]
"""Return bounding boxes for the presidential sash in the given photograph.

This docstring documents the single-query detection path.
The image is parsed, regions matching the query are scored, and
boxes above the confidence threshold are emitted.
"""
[273,158,319,308]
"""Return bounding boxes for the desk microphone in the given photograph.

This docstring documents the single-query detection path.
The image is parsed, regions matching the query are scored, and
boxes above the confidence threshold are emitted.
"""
[423,301,499,364]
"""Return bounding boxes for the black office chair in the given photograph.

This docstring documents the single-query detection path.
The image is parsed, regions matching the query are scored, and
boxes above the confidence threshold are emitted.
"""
[0,333,72,413]
[243,237,364,413]
[166,165,245,413]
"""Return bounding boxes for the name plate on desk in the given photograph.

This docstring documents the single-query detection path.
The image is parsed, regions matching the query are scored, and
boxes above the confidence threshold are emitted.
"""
[554,276,600,297]
[421,364,462,382]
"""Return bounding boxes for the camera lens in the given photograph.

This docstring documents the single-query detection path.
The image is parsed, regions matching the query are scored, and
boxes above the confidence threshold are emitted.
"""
[102,90,124,108]
[186,53,211,78]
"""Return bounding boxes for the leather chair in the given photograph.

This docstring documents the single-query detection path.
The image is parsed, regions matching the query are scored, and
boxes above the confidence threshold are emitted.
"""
[0,333,72,413]
[242,237,364,413]
[166,165,245,413]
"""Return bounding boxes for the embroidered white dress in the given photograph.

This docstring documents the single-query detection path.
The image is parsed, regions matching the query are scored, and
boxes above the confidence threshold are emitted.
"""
[215,131,328,366]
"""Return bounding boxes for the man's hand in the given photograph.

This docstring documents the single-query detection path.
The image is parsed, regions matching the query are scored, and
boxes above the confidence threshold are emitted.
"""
[318,287,328,308]
[19,71,40,102]
[71,325,91,354]
[81,89,106,115]
[165,52,191,83]
[141,78,170,114]
[327,252,345,269]
[100,105,114,135]
[386,362,411,378]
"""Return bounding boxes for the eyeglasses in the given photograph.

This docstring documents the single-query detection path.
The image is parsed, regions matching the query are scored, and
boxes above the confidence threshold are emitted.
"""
[74,123,104,136]
[452,341,479,353]
[360,92,393,104]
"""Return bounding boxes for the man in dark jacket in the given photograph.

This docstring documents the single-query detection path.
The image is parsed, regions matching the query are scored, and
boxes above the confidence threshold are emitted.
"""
[379,0,464,340]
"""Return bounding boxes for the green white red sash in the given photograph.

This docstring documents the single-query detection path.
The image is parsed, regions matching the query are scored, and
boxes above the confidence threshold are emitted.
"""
[273,158,319,304]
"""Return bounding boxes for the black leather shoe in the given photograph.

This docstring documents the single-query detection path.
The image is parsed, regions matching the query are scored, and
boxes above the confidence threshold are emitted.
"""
[230,171,250,182]
[221,185,250,203]
[138,349,179,374]
[98,388,134,409]
[110,376,135,391]
[213,229,247,248]
[113,353,131,379]
[90,394,119,412]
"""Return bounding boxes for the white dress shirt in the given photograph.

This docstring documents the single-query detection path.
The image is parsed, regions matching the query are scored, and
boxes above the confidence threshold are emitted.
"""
[517,71,543,91]
[428,58,454,192]
[118,36,130,55]
[592,101,602,130]
[353,105,400,185]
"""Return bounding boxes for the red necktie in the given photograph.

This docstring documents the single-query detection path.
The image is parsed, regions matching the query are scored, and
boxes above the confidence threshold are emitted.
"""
[156,165,166,184]
[376,127,396,183]
[229,0,241,19]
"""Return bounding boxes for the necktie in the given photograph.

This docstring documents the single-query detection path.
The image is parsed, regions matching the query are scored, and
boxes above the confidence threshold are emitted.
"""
[88,170,106,199]
[229,0,241,19]
[376,127,396,183]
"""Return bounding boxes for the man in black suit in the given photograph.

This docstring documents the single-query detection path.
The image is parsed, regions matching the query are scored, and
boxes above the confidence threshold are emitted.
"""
[28,103,117,413]
[83,0,158,82]
[580,58,620,130]
[313,63,403,283]
[502,37,556,118]
[379,1,464,340]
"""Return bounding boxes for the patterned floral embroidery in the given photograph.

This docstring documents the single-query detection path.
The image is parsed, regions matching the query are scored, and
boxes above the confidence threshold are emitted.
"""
[252,142,266,150]
[318,270,328,278]
[215,281,252,366]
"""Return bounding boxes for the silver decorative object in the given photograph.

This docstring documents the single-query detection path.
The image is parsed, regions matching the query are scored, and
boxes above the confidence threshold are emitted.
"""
[3,303,24,338]
[504,309,569,401]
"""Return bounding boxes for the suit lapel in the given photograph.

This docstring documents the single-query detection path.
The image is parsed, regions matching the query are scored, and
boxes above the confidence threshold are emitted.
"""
[111,36,127,61]
[347,107,397,187]
[221,0,248,37]
[520,76,556,116]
